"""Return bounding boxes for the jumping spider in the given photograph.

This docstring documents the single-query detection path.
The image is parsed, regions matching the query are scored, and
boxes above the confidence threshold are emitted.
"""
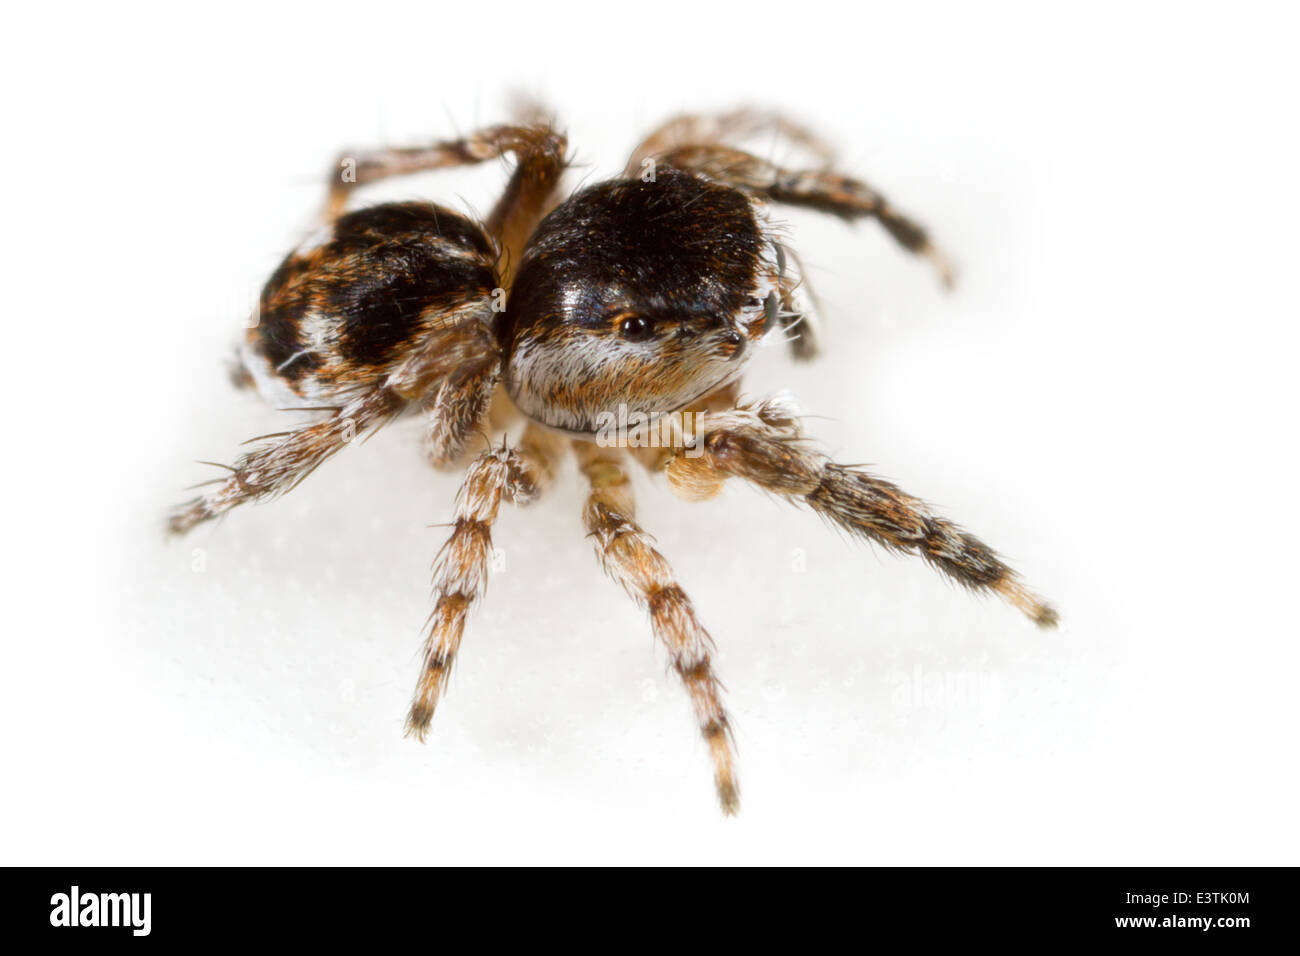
[170,109,1057,815]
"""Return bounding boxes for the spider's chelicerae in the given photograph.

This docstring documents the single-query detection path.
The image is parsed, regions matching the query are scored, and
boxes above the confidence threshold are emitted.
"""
[170,109,1057,815]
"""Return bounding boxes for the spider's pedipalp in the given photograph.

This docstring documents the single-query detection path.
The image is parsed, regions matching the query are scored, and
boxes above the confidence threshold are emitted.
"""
[665,400,1058,628]
[574,442,740,816]
[404,438,556,740]
[515,422,567,494]
[422,348,502,469]
[773,240,822,360]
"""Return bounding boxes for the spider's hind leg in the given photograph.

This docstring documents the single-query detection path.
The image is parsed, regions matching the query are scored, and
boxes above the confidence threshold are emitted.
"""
[574,441,741,816]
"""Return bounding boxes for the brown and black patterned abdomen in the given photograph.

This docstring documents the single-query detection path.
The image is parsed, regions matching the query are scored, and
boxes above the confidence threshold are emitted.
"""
[243,202,499,404]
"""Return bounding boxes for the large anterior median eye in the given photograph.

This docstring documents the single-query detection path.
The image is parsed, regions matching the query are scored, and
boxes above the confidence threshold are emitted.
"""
[617,315,655,342]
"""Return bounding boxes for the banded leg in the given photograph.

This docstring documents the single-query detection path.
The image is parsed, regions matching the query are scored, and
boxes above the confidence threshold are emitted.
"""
[626,108,837,178]
[574,442,740,815]
[655,143,954,289]
[328,124,568,271]
[168,387,402,535]
[404,440,553,739]
[665,399,1058,627]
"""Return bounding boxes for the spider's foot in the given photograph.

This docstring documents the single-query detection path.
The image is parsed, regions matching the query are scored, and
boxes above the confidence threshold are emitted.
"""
[1032,604,1061,630]
[706,720,741,816]
[716,779,741,817]
[996,578,1059,630]
[165,502,205,538]
[922,241,957,291]
[403,705,435,742]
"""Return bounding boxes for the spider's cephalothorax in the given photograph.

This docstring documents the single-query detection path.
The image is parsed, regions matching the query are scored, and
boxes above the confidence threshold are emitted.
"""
[500,168,782,434]
[170,111,1056,816]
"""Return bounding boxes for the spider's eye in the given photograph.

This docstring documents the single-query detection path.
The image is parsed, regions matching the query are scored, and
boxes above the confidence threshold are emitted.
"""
[618,315,655,342]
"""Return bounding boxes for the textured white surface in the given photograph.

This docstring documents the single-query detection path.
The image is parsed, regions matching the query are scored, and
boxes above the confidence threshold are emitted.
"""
[5,1,1297,864]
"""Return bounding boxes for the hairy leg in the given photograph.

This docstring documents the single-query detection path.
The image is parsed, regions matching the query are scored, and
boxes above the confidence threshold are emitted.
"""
[665,398,1058,627]
[327,123,566,214]
[327,124,568,272]
[654,143,954,289]
[404,437,557,739]
[626,107,837,178]
[175,301,504,534]
[168,387,403,535]
[482,130,568,288]
[423,350,502,468]
[574,442,741,815]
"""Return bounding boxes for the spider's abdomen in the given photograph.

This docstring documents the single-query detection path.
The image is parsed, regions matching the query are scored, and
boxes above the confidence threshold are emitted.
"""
[240,202,499,406]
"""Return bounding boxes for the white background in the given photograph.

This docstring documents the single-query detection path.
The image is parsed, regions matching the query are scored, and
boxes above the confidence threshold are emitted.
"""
[3,1,1297,865]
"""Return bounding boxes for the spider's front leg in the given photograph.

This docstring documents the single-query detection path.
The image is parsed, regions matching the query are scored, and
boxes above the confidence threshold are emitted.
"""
[404,424,564,739]
[573,442,741,816]
[666,399,1058,627]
